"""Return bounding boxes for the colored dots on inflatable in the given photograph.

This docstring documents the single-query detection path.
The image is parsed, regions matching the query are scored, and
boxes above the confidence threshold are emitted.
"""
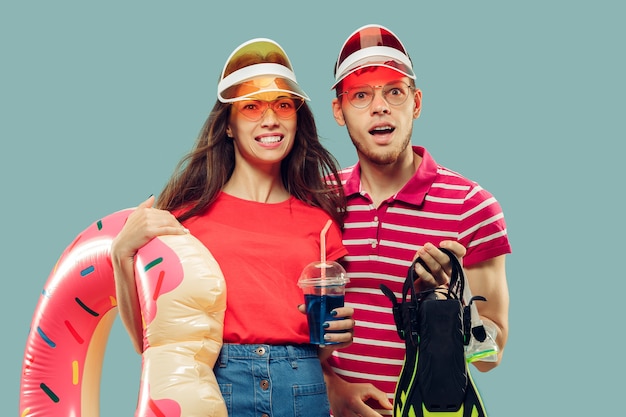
[18,209,227,416]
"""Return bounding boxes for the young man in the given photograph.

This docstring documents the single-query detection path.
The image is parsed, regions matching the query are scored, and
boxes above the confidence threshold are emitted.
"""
[323,24,512,416]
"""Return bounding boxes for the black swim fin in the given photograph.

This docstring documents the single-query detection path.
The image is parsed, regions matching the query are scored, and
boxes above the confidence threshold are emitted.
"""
[381,249,490,417]
[392,299,488,416]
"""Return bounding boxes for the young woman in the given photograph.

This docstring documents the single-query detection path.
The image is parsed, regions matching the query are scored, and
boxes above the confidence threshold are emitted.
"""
[112,38,353,417]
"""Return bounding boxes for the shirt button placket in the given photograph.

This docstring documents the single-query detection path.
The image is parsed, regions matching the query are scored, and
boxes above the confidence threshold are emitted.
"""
[372,215,380,250]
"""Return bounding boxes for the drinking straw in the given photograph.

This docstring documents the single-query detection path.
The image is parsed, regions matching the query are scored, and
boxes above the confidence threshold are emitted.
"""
[320,219,332,278]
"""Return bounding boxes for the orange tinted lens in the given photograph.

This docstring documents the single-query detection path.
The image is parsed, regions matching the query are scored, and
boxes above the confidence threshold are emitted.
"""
[236,100,266,120]
[272,98,299,117]
[235,98,302,120]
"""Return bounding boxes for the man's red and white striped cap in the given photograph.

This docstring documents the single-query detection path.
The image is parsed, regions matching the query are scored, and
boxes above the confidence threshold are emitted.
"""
[332,24,415,90]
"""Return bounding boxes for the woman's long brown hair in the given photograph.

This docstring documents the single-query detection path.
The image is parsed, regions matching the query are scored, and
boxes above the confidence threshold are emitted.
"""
[155,50,346,226]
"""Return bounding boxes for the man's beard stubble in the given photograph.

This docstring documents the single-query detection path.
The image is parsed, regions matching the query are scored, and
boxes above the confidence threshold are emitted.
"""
[349,128,412,166]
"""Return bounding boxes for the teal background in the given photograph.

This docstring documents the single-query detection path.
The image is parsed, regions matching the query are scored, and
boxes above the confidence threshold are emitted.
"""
[2,1,624,415]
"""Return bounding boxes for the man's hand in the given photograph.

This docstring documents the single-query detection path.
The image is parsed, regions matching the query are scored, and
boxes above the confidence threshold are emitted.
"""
[412,241,466,291]
[322,363,392,417]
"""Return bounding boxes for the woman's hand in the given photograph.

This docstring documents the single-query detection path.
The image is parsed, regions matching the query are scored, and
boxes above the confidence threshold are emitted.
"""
[111,196,188,353]
[111,195,188,262]
[298,304,354,360]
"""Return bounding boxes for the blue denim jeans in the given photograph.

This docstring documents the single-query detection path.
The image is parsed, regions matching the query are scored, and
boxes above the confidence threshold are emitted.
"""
[214,344,330,417]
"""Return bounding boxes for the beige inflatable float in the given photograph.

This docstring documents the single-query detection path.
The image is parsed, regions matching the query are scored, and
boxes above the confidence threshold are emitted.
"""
[18,208,227,416]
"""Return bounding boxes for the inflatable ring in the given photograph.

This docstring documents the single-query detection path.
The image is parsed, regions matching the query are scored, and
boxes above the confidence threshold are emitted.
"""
[18,209,228,416]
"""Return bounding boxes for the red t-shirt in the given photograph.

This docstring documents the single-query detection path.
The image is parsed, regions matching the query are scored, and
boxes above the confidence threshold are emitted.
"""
[180,192,347,344]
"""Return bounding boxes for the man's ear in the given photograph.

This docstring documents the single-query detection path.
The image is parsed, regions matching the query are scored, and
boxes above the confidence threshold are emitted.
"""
[413,89,422,120]
[332,98,346,126]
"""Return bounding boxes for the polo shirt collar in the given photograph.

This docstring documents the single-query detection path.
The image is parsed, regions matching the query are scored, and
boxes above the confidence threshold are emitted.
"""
[343,146,438,206]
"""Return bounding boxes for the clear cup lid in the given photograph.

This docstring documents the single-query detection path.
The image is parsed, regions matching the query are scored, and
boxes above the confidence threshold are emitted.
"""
[298,261,349,287]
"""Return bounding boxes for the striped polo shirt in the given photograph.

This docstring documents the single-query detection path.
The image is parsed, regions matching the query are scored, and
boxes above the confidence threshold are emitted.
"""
[328,146,511,412]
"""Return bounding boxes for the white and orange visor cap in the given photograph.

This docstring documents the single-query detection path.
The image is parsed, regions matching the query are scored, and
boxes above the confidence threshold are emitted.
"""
[217,38,310,103]
[331,24,416,90]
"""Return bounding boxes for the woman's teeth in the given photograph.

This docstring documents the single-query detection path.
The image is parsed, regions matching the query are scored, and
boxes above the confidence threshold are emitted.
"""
[257,136,282,144]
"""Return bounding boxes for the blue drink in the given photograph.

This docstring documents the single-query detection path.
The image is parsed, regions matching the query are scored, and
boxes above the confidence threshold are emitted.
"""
[304,292,345,345]
[298,261,349,345]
